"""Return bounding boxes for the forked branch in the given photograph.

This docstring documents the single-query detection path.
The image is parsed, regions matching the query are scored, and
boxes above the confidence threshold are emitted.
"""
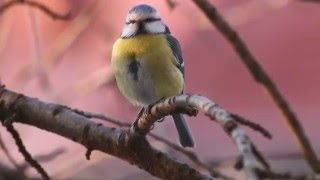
[191,0,320,173]
[131,94,269,179]
[0,85,211,180]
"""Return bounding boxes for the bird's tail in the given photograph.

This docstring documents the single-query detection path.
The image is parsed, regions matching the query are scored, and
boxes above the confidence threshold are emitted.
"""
[172,113,194,148]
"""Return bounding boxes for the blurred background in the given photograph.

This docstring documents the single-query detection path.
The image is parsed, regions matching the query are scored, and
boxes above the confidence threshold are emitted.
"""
[0,0,319,179]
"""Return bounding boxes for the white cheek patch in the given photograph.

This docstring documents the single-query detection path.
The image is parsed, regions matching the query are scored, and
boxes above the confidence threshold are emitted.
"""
[144,21,166,34]
[121,24,138,37]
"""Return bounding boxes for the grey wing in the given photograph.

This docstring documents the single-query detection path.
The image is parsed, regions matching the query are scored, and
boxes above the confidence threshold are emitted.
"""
[166,34,185,77]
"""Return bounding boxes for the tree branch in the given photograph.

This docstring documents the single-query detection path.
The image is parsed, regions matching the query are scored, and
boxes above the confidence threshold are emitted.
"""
[75,110,233,180]
[0,131,20,170]
[191,0,320,174]
[3,123,49,179]
[230,114,272,139]
[0,85,211,180]
[130,94,268,179]
[0,0,70,20]
[0,0,17,15]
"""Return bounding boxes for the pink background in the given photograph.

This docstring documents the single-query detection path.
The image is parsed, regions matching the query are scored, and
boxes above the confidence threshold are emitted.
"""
[0,0,319,179]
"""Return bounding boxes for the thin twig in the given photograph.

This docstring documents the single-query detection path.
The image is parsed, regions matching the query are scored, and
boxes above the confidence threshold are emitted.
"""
[191,0,320,173]
[148,133,233,180]
[0,0,70,20]
[207,150,320,168]
[4,123,50,179]
[23,0,71,20]
[74,110,132,127]
[0,131,21,170]
[19,148,65,170]
[231,113,272,139]
[255,168,308,180]
[74,110,233,180]
[0,0,18,15]
[250,143,270,170]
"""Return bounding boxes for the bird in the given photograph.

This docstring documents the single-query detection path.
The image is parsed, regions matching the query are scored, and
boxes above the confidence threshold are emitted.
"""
[111,4,194,147]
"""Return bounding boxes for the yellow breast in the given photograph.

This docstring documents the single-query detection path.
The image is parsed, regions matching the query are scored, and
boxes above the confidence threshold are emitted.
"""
[111,34,184,105]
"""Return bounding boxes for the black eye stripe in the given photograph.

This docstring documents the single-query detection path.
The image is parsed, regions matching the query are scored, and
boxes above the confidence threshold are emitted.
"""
[125,18,161,24]
[126,20,136,24]
[144,18,161,22]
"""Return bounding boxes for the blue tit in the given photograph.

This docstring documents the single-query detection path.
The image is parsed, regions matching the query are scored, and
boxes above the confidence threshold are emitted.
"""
[111,4,194,147]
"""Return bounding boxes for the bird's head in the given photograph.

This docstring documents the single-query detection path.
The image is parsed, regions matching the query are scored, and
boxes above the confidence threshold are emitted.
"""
[121,4,170,38]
